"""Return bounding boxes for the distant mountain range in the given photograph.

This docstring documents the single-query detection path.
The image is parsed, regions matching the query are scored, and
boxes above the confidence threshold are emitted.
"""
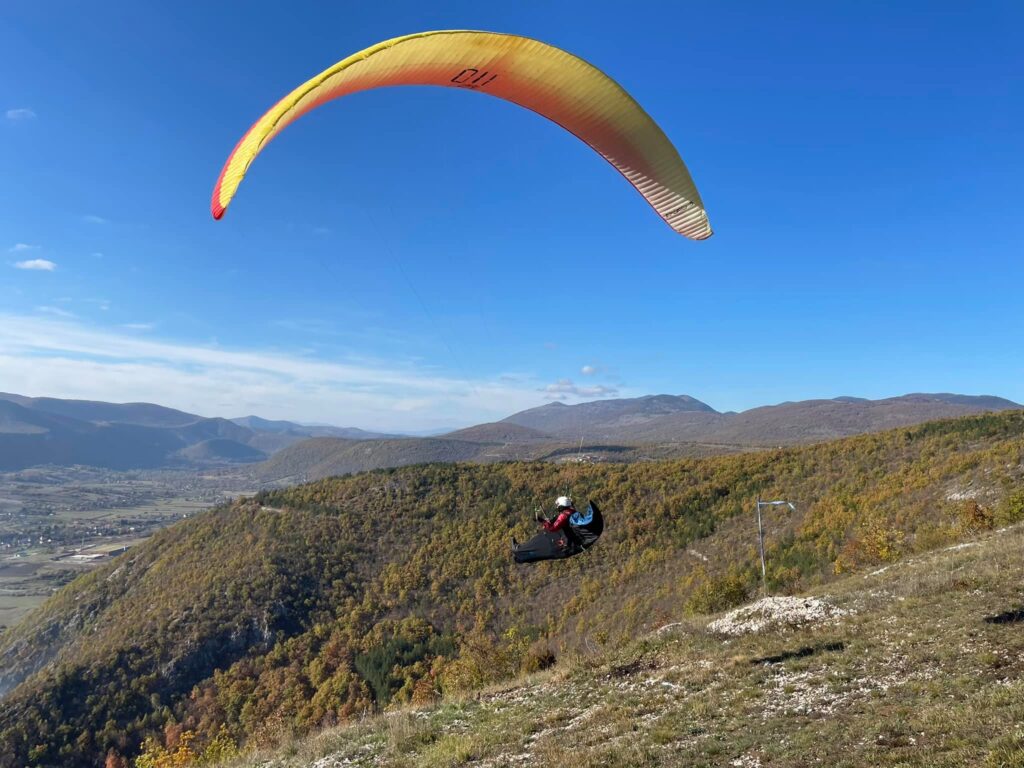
[0,393,392,471]
[229,415,392,441]
[0,391,1019,474]
[254,392,1023,482]
[499,392,1024,445]
[503,393,716,435]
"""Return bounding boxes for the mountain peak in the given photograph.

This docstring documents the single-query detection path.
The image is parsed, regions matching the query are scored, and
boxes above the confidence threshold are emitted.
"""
[502,394,718,437]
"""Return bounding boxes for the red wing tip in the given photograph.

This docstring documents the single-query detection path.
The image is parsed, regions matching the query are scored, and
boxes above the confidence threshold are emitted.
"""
[211,203,226,220]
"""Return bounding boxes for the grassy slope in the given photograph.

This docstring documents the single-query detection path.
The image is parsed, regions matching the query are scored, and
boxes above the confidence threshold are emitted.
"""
[222,522,1024,768]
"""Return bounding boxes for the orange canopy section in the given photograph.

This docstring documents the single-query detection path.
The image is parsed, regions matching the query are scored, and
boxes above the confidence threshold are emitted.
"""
[212,30,712,239]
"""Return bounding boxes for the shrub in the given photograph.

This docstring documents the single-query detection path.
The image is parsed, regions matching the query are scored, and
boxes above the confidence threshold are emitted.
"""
[685,567,751,615]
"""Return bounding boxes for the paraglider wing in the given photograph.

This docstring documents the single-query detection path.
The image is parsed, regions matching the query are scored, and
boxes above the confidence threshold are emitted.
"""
[212,30,711,239]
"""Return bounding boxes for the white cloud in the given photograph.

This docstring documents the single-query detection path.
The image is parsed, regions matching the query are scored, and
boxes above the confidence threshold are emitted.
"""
[13,259,57,271]
[0,314,559,431]
[581,365,599,376]
[541,379,619,399]
[36,306,76,318]
[9,243,39,253]
[81,214,108,225]
[5,108,36,121]
[122,323,154,331]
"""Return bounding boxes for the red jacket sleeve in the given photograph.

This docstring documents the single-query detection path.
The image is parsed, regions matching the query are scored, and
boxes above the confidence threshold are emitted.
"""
[543,510,572,532]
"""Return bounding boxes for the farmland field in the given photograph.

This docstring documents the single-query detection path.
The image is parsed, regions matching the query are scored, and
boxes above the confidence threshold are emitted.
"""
[0,465,257,632]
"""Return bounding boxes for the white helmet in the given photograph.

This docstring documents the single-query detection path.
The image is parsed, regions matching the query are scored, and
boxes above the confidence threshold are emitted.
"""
[555,495,573,510]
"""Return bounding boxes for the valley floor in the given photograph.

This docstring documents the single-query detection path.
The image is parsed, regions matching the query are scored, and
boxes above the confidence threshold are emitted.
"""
[223,523,1024,767]
[0,467,256,631]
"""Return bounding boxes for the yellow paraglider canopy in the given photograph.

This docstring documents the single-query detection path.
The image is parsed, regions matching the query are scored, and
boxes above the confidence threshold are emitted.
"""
[212,30,712,239]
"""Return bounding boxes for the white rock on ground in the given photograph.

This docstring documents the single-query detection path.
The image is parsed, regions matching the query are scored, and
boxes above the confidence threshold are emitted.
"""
[707,596,850,636]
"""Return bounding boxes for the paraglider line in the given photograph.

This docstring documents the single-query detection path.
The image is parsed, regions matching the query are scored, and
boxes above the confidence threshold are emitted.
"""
[363,206,479,400]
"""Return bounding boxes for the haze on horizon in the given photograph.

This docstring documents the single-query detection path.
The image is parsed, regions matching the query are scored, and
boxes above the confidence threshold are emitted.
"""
[2,2,1021,431]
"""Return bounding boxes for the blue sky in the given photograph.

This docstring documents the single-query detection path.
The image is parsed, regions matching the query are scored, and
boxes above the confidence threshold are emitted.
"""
[2,1,1022,430]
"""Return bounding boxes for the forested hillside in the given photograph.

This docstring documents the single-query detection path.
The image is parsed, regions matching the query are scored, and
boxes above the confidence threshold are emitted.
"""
[1,411,1023,767]
[222,521,1024,767]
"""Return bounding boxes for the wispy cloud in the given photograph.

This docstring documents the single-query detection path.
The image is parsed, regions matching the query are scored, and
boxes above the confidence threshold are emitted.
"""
[5,108,36,121]
[9,243,40,253]
[541,378,619,399]
[13,259,57,271]
[81,214,108,225]
[36,306,76,318]
[581,364,602,376]
[0,314,559,431]
[122,323,154,331]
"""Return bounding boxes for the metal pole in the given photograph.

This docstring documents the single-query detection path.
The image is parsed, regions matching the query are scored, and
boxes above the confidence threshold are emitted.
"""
[756,497,767,596]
